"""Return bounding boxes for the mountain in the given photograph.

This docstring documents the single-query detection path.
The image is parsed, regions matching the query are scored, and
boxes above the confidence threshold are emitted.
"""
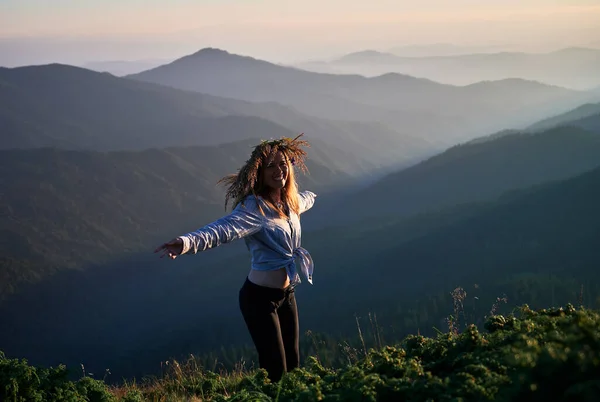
[0,64,293,150]
[388,43,516,57]
[0,138,355,301]
[0,64,432,175]
[526,102,600,132]
[323,163,600,310]
[461,102,600,146]
[128,48,589,145]
[324,117,600,224]
[335,50,400,64]
[281,162,600,347]
[127,48,448,127]
[82,59,170,76]
[296,47,600,90]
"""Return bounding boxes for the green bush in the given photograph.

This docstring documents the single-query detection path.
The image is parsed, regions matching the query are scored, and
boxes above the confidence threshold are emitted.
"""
[2,305,600,401]
[0,352,78,401]
[120,388,144,402]
[0,352,115,402]
[75,377,116,402]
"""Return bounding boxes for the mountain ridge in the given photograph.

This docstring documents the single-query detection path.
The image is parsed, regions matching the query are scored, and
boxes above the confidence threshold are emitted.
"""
[320,118,600,225]
[527,102,600,132]
[128,47,590,145]
[295,47,600,90]
[0,63,433,175]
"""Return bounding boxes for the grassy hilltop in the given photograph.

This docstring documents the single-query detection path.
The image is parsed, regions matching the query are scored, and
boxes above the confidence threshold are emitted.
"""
[2,304,599,402]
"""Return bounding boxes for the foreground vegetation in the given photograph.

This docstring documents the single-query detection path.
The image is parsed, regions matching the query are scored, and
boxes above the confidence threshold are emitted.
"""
[2,304,599,401]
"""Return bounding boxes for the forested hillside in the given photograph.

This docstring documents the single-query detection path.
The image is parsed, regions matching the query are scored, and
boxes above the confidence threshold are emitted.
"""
[0,137,355,300]
[326,119,600,224]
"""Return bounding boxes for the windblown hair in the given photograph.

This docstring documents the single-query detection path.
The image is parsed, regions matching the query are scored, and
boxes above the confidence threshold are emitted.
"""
[217,134,310,217]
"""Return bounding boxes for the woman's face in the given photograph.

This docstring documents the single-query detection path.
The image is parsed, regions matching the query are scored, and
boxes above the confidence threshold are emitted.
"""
[262,151,289,191]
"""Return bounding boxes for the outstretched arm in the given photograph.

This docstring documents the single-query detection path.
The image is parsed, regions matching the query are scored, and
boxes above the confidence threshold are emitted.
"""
[179,203,263,254]
[298,191,317,214]
[155,198,264,259]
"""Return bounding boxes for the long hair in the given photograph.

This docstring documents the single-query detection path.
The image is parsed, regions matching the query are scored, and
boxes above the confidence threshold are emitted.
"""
[217,134,310,217]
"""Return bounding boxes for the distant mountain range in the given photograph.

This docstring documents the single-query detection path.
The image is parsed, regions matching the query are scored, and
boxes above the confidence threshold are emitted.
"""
[0,64,432,175]
[0,64,292,149]
[463,102,600,145]
[306,160,600,319]
[82,59,171,76]
[527,102,600,132]
[294,47,600,90]
[386,43,517,57]
[128,48,592,146]
[321,107,600,225]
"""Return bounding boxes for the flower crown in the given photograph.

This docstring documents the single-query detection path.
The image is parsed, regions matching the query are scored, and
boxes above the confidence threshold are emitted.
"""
[259,134,308,166]
[217,133,310,210]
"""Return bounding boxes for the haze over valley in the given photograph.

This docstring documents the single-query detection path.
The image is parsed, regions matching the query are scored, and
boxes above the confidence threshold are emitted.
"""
[294,46,600,90]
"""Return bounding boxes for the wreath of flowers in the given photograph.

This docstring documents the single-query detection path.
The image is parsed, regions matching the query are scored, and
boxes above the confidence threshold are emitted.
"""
[217,133,310,210]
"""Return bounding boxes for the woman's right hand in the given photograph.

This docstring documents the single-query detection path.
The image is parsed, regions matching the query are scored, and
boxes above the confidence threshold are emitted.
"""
[154,238,184,259]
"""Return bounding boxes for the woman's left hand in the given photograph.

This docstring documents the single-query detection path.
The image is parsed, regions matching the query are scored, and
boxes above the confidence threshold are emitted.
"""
[154,238,184,259]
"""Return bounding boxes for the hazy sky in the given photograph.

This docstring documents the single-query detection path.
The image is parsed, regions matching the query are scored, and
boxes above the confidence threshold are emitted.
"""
[1,0,599,66]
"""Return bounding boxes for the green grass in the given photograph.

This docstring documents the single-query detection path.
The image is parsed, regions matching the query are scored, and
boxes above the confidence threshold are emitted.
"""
[2,304,600,401]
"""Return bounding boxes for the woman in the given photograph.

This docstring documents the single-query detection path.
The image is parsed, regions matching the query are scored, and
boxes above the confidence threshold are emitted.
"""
[154,134,317,382]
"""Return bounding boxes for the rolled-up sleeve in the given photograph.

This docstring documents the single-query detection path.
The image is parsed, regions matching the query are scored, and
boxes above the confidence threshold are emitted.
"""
[178,199,263,254]
[298,191,317,214]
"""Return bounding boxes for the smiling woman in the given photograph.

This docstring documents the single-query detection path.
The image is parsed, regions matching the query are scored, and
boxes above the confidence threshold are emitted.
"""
[154,134,317,382]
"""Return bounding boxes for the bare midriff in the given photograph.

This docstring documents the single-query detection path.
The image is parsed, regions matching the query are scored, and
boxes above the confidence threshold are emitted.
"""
[247,267,290,289]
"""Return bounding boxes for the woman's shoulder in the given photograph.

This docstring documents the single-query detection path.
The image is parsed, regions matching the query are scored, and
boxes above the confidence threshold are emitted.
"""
[299,190,317,198]
[298,190,317,203]
[235,194,262,211]
[297,190,317,214]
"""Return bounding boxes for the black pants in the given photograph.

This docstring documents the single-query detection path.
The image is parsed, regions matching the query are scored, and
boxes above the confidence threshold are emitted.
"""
[239,278,300,382]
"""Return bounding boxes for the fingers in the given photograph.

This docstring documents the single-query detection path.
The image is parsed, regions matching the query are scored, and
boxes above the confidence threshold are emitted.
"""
[155,244,179,259]
[154,240,174,253]
[155,238,182,260]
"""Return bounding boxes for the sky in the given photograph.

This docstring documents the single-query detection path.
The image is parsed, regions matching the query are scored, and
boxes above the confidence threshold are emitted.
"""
[1,0,600,67]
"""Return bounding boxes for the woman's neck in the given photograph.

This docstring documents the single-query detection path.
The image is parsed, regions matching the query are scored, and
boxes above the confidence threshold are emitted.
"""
[262,189,282,205]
